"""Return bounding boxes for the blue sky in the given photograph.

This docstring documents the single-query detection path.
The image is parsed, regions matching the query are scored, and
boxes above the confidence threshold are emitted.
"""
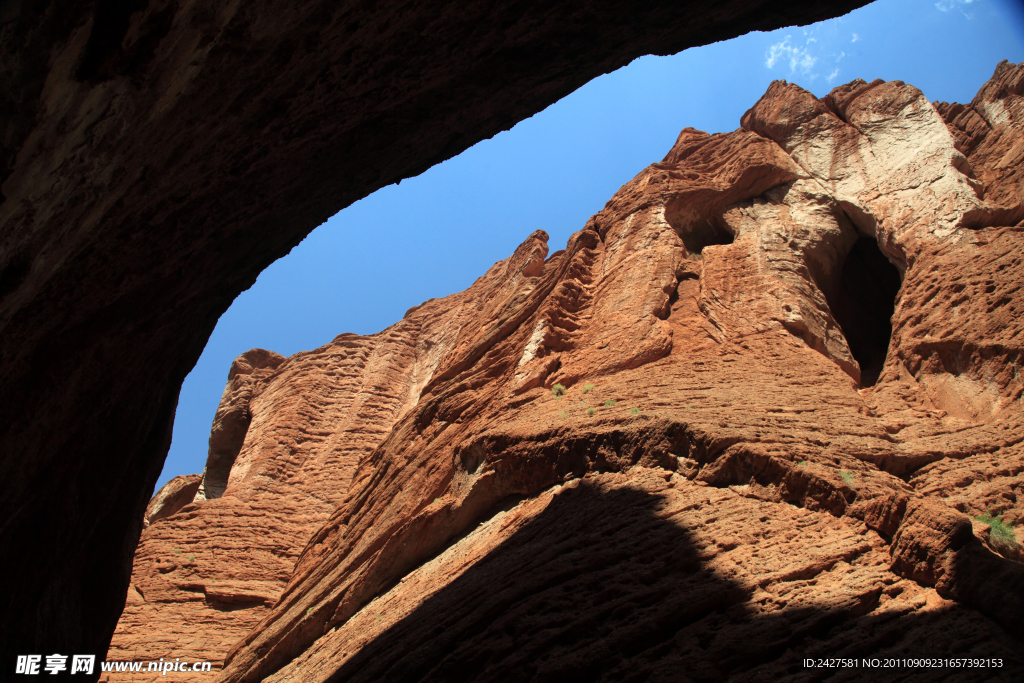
[155,0,1024,492]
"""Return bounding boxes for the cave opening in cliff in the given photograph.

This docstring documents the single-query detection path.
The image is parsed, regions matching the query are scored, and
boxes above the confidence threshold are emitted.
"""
[668,215,735,255]
[831,236,902,386]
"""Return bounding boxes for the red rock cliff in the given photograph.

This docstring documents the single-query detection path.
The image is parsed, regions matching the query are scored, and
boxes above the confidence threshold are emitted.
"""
[1,1,872,665]
[108,62,1024,681]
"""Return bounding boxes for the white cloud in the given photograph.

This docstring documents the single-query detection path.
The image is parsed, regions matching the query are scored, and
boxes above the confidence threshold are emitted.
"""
[765,36,818,75]
[936,0,977,16]
[935,0,975,10]
[764,24,854,84]
[851,33,860,42]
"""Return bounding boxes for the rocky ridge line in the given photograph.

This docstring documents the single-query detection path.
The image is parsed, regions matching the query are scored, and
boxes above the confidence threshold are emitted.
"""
[2,0,873,662]
[108,62,1024,681]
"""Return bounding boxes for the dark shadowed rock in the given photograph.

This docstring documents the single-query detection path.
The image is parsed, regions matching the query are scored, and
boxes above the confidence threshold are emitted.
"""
[0,0,876,669]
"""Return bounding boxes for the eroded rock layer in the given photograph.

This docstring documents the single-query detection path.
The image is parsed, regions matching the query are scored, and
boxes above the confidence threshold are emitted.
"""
[1,0,873,665]
[104,238,571,676]
[110,63,1024,681]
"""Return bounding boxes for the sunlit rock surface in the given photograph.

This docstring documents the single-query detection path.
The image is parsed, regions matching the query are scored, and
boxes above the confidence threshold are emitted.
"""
[0,0,876,664]
[106,63,1024,681]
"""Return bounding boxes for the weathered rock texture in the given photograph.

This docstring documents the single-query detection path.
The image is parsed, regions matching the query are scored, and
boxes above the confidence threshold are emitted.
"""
[105,63,1024,681]
[0,0,874,668]
[105,242,570,676]
[143,475,201,529]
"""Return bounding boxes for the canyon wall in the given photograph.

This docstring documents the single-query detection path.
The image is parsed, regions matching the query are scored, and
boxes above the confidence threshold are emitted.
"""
[0,1,871,668]
[110,62,1024,681]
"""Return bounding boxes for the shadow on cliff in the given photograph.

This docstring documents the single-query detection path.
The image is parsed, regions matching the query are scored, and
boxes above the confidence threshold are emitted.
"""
[323,482,1023,683]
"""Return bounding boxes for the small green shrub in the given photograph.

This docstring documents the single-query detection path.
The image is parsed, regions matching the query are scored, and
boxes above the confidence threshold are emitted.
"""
[604,400,616,407]
[797,461,807,466]
[558,412,567,418]
[582,383,595,394]
[433,498,440,503]
[551,383,567,397]
[187,554,195,562]
[840,470,855,486]
[306,607,313,616]
[172,549,182,555]
[586,407,596,416]
[629,407,640,415]
[977,512,1018,547]
[685,251,703,261]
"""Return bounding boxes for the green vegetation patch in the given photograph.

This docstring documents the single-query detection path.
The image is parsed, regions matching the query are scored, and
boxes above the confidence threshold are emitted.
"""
[586,407,596,416]
[604,400,616,407]
[977,512,1018,547]
[581,383,595,394]
[172,549,182,555]
[629,407,640,415]
[840,470,856,486]
[551,383,567,398]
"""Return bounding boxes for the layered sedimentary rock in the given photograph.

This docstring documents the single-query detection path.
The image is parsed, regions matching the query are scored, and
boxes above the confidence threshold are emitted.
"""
[107,62,1024,681]
[104,239,571,676]
[0,1,876,666]
[143,475,202,529]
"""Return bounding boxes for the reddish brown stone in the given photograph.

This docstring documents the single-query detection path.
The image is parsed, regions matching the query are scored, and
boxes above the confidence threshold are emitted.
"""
[104,63,1024,682]
[1,0,878,663]
[143,475,202,528]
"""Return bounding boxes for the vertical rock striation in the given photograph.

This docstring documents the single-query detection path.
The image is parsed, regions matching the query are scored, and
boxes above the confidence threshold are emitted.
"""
[1,0,876,665]
[105,232,566,675]
[107,63,1024,681]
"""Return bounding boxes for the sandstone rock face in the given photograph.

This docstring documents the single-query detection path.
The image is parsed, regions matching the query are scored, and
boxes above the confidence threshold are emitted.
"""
[272,472,1021,682]
[0,1,874,664]
[105,63,1024,681]
[104,236,579,677]
[143,475,202,529]
[195,349,286,502]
